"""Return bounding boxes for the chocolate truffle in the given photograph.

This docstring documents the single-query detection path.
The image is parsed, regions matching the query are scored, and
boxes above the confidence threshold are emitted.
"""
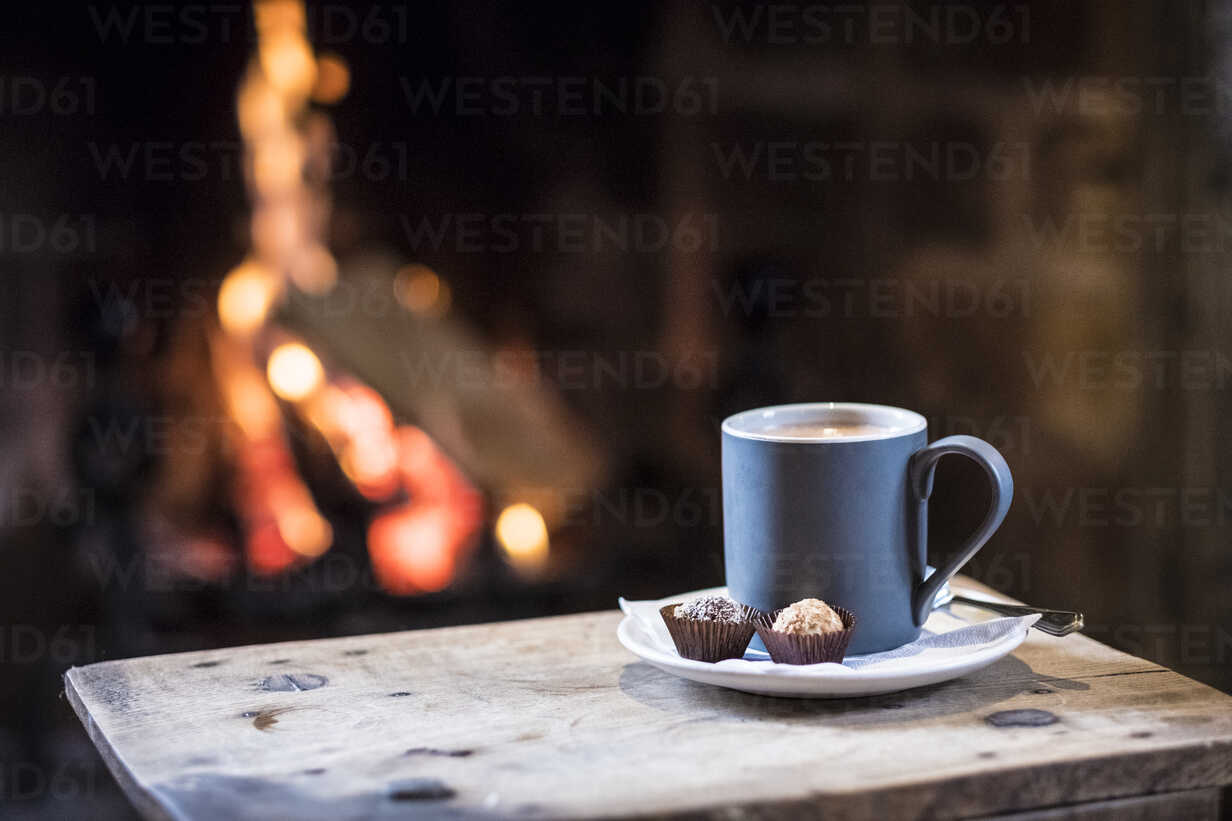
[755,599,857,665]
[772,598,845,635]
[674,595,745,623]
[660,596,756,662]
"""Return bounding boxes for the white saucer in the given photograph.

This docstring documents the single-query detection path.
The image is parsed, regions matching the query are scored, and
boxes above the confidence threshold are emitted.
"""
[617,586,1030,698]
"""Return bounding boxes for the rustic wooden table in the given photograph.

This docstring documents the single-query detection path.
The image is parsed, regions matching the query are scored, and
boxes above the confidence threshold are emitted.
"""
[66,577,1232,820]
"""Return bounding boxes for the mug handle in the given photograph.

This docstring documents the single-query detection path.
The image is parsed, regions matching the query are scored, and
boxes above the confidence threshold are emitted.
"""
[908,435,1014,627]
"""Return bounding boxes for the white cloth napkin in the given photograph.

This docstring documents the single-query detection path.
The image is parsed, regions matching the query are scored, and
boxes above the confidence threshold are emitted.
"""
[619,594,1038,677]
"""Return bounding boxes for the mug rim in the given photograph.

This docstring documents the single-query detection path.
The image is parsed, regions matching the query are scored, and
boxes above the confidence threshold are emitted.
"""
[721,402,927,443]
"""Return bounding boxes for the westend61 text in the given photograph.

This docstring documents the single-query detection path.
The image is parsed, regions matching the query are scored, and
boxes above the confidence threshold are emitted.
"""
[713,277,1030,319]
[88,4,412,45]
[712,4,1030,46]
[401,76,718,117]
[401,213,720,254]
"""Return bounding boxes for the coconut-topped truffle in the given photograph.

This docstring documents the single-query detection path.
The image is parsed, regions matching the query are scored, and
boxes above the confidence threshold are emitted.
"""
[660,595,756,662]
[771,598,845,635]
[674,595,746,623]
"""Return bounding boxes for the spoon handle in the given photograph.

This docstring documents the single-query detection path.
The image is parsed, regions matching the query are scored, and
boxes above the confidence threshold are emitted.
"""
[950,595,1084,637]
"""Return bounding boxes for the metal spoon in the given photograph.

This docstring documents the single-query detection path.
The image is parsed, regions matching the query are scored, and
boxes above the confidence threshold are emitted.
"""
[948,595,1084,637]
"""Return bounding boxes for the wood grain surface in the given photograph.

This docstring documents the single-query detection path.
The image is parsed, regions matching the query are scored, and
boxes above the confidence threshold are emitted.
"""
[65,578,1232,820]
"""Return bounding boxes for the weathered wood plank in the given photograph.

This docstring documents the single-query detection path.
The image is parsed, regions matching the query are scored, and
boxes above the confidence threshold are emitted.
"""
[969,787,1222,821]
[64,578,1232,820]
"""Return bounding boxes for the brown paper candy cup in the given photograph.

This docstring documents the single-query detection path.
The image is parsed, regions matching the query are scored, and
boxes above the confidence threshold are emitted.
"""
[659,603,756,663]
[754,605,857,665]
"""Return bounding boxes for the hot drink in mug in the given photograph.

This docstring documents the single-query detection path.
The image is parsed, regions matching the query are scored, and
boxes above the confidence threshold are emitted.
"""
[722,402,1013,654]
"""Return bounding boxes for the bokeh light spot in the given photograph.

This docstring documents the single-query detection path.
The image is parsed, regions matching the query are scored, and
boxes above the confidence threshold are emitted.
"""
[219,261,278,336]
[312,53,350,104]
[267,342,324,402]
[495,503,549,573]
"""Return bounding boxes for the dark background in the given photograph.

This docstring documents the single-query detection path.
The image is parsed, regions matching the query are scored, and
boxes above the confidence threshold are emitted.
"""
[3,1,1231,816]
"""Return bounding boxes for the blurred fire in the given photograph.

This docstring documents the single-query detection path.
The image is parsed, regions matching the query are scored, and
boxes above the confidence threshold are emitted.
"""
[219,323,484,588]
[210,0,484,593]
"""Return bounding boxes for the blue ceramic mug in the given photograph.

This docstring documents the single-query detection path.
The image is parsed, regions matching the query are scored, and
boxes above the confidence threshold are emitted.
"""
[722,402,1013,655]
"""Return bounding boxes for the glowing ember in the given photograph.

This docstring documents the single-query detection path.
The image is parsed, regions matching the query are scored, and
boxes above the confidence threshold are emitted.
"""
[368,506,458,594]
[396,426,483,523]
[267,343,324,402]
[362,425,484,594]
[395,425,435,482]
